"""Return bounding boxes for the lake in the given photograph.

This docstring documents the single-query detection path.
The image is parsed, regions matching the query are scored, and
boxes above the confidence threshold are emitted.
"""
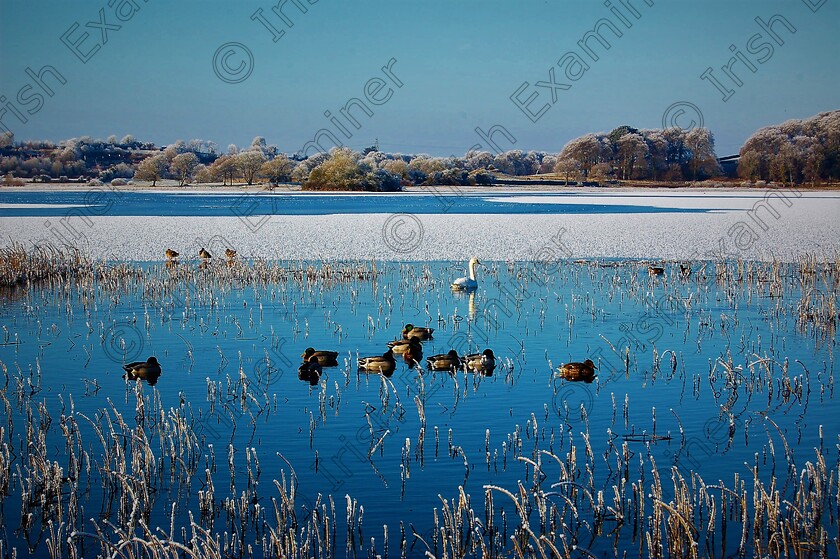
[0,189,724,218]
[0,250,836,557]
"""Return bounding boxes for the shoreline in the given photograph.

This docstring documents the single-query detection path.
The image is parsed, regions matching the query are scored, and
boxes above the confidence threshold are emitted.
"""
[2,181,840,195]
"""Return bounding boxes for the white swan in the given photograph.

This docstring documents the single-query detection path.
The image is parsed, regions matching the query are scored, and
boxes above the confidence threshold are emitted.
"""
[452,257,480,290]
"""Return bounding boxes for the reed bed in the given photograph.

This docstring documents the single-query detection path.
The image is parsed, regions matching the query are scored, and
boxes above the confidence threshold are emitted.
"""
[0,247,837,557]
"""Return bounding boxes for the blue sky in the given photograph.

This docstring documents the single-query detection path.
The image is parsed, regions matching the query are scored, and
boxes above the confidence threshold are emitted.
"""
[1,0,837,156]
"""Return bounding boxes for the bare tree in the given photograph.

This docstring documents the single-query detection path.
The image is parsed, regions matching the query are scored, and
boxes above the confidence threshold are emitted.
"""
[685,128,720,181]
[559,134,606,178]
[134,155,169,186]
[209,155,238,185]
[616,133,648,180]
[260,154,294,186]
[554,157,580,184]
[171,152,199,186]
[236,151,266,185]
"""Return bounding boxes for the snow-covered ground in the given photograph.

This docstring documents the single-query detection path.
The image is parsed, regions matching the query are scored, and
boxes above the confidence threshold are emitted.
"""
[1,190,837,262]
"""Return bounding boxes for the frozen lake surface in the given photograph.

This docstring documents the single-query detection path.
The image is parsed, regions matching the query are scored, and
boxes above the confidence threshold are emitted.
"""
[0,188,837,261]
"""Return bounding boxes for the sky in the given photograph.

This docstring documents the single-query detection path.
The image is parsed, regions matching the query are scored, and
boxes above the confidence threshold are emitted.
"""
[0,0,838,157]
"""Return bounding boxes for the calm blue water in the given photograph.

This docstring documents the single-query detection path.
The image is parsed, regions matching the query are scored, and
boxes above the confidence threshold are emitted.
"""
[0,190,723,217]
[0,258,836,557]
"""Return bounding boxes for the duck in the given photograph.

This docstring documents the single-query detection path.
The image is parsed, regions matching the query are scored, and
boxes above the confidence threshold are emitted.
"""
[464,349,495,373]
[225,248,237,259]
[122,356,162,385]
[301,347,339,366]
[648,265,664,276]
[557,359,596,383]
[402,341,424,367]
[400,323,434,341]
[199,248,212,259]
[452,257,481,291]
[387,335,423,354]
[426,349,462,371]
[165,248,179,260]
[358,349,396,375]
[298,355,322,385]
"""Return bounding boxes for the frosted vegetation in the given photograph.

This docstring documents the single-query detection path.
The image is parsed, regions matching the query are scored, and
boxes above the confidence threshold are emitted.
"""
[0,110,838,190]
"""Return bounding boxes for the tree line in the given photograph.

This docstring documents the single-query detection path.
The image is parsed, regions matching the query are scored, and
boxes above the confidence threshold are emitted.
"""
[1,110,837,189]
[737,111,840,185]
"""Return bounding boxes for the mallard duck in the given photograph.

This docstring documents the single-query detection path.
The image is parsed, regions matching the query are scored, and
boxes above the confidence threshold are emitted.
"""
[427,350,462,371]
[225,248,237,259]
[199,248,212,259]
[402,340,424,367]
[358,349,396,375]
[464,349,495,373]
[122,356,162,385]
[452,257,481,291]
[165,248,179,260]
[387,335,423,354]
[298,355,322,385]
[301,347,339,366]
[557,359,596,383]
[401,323,434,341]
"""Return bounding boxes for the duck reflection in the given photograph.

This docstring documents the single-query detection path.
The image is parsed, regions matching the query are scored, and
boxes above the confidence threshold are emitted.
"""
[298,355,322,385]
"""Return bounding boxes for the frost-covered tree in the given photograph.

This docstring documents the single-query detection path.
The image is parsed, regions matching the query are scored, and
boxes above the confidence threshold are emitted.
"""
[616,133,648,180]
[99,163,134,182]
[641,130,668,181]
[590,162,614,181]
[171,152,199,186]
[382,159,408,178]
[559,134,607,178]
[236,151,266,185]
[492,150,539,176]
[661,128,688,169]
[796,136,824,186]
[409,155,446,176]
[194,164,213,184]
[59,140,81,163]
[738,110,840,184]
[209,155,238,185]
[737,150,761,182]
[554,157,580,184]
[685,128,720,180]
[260,154,294,185]
[134,154,169,186]
[0,131,14,149]
[292,153,329,183]
[464,150,495,171]
[304,148,364,190]
[538,154,557,174]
